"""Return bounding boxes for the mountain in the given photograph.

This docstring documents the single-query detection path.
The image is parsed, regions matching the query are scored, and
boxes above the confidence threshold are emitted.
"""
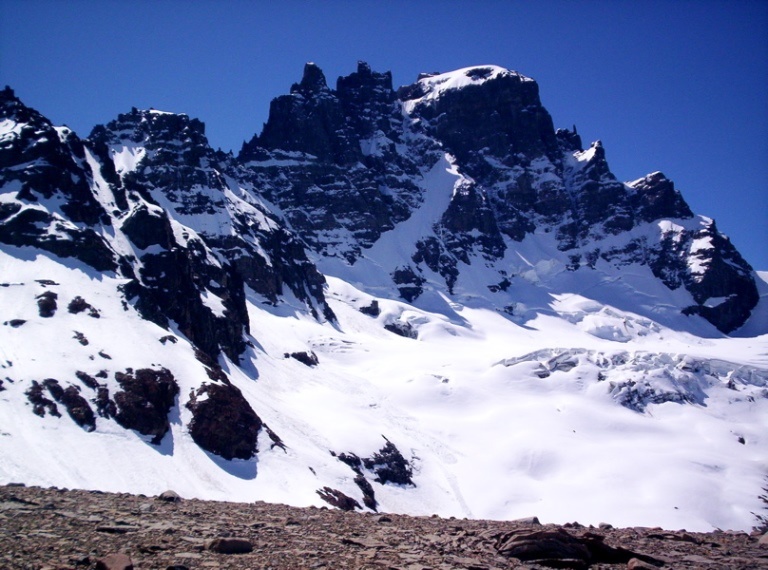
[240,63,758,334]
[0,62,766,534]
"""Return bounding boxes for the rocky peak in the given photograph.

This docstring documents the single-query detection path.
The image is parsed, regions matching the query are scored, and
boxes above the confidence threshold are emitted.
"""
[337,61,394,93]
[249,62,359,164]
[568,141,624,204]
[628,171,694,222]
[291,62,331,96]
[88,107,225,224]
[239,62,433,262]
[0,91,109,230]
[1,86,40,126]
[400,65,560,171]
[336,61,398,142]
[92,109,334,336]
[668,217,757,333]
[234,62,760,332]
[89,108,208,161]
[399,65,531,102]
[555,126,583,153]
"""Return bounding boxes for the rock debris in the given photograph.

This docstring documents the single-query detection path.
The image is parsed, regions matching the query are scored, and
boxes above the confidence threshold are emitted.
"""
[1,485,766,569]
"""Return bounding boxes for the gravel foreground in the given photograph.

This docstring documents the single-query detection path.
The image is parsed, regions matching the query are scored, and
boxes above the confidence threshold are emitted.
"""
[1,484,766,570]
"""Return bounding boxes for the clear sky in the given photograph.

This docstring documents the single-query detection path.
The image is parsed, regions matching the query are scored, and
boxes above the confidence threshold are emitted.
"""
[2,0,767,269]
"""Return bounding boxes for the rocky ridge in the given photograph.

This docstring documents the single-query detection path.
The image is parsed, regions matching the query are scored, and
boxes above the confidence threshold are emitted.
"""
[2,485,766,570]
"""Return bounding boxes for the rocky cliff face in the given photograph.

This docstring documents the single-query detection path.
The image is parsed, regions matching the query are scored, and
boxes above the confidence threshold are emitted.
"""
[400,66,757,333]
[0,87,116,271]
[1,87,335,361]
[239,62,436,262]
[89,107,333,323]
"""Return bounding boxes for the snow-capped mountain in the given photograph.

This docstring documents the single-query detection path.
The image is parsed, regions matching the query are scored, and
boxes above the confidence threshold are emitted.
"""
[242,63,758,335]
[0,61,766,534]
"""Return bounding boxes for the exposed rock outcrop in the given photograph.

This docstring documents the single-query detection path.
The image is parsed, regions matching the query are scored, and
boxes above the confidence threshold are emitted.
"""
[186,382,262,460]
[113,368,179,444]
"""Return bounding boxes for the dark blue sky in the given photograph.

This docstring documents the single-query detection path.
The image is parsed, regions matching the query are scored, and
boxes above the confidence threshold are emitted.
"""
[2,0,767,269]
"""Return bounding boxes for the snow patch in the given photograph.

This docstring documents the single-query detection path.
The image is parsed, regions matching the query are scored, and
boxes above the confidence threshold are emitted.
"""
[403,65,532,112]
[111,144,147,177]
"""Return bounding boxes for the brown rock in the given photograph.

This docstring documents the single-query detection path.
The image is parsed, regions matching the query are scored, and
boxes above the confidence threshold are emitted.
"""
[186,382,261,459]
[758,531,768,547]
[627,558,658,570]
[512,516,541,525]
[316,486,361,511]
[495,528,591,562]
[157,490,182,502]
[207,537,254,554]
[95,553,133,570]
[0,484,765,570]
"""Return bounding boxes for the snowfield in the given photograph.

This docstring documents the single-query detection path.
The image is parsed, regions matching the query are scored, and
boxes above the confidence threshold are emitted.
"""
[1,245,766,532]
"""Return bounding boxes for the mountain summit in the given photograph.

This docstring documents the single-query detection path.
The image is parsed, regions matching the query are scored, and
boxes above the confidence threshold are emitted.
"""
[0,65,766,532]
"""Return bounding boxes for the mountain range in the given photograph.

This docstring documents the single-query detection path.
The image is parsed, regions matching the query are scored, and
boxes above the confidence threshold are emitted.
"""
[1,62,766,532]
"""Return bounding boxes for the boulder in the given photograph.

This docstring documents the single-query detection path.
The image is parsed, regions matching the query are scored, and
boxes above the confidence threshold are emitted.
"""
[157,490,182,503]
[186,382,261,460]
[494,528,664,568]
[207,537,253,554]
[95,553,133,570]
[316,487,361,512]
[495,528,590,565]
[113,368,179,444]
[36,291,57,318]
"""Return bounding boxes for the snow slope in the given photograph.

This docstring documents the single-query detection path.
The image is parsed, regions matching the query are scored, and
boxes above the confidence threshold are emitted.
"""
[1,245,766,532]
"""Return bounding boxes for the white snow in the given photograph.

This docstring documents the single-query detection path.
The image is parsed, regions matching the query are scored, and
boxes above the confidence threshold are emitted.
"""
[0,118,23,139]
[200,289,227,317]
[110,143,147,177]
[1,243,766,532]
[574,144,598,164]
[403,65,532,112]
[359,130,393,157]
[83,147,120,214]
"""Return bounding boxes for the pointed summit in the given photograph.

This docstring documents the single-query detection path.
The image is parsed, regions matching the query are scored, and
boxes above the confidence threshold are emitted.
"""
[337,60,394,93]
[357,60,372,74]
[291,62,330,96]
[0,85,45,126]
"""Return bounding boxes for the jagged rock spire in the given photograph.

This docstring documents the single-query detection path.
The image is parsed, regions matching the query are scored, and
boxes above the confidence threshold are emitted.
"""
[291,62,330,95]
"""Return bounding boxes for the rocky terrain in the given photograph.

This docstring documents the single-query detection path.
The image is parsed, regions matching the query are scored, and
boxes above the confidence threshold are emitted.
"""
[1,485,766,570]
